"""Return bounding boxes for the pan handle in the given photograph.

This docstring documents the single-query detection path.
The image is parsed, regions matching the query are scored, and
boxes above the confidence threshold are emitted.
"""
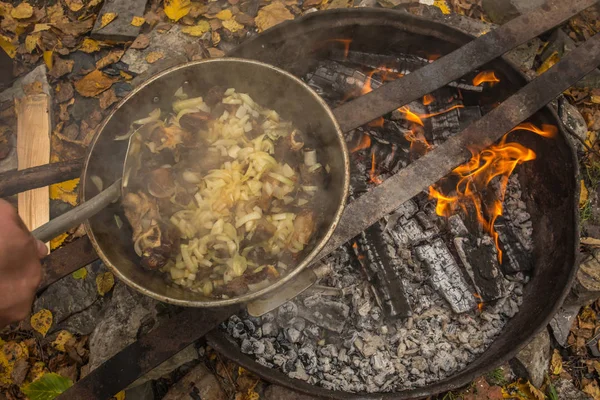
[32,179,122,243]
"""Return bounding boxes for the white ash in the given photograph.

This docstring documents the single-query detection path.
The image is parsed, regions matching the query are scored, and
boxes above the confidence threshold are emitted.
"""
[498,174,533,251]
[221,184,530,393]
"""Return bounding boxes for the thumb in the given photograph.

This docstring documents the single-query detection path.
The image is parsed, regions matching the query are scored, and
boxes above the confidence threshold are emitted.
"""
[35,239,48,258]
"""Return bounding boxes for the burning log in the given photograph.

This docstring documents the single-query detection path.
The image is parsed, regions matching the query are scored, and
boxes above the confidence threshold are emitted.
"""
[495,217,533,274]
[415,239,477,313]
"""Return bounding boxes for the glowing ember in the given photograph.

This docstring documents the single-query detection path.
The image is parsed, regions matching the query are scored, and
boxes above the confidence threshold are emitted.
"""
[429,123,557,262]
[473,293,484,312]
[368,117,385,127]
[350,133,371,153]
[369,153,383,185]
[473,71,500,86]
[404,124,432,157]
[423,94,435,106]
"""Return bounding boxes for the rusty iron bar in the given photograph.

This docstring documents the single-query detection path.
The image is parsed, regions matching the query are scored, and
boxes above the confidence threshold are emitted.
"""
[38,237,98,292]
[55,305,241,400]
[0,159,83,198]
[317,31,600,261]
[332,0,599,132]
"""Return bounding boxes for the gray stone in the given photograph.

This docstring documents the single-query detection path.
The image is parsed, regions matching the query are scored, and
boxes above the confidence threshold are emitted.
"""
[162,363,226,400]
[554,378,593,400]
[504,38,543,73]
[91,0,149,42]
[88,281,160,371]
[129,344,199,388]
[264,384,321,400]
[549,304,581,346]
[513,329,551,387]
[482,0,546,24]
[558,98,587,152]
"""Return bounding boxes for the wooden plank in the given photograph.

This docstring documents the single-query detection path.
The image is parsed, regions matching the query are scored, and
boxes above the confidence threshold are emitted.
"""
[91,0,149,42]
[16,94,51,237]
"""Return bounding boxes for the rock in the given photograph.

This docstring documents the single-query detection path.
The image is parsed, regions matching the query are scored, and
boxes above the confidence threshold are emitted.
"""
[66,51,96,77]
[554,378,593,400]
[504,38,542,73]
[569,250,600,305]
[162,363,226,400]
[91,0,149,42]
[264,385,320,400]
[512,329,551,387]
[482,0,546,24]
[34,261,105,333]
[549,304,581,346]
[559,98,587,152]
[88,281,160,371]
[129,344,199,388]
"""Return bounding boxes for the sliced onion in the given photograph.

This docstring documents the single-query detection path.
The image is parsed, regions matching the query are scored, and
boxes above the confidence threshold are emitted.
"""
[268,172,294,187]
[235,211,261,228]
[90,175,103,192]
[173,97,205,114]
[133,108,161,125]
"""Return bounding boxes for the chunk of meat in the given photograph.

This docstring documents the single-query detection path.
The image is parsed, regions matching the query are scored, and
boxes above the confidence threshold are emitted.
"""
[179,111,210,132]
[122,192,160,240]
[290,210,315,247]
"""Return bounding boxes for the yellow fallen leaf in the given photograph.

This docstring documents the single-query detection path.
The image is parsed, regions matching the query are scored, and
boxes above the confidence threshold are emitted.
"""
[31,309,53,337]
[32,23,51,32]
[591,95,600,104]
[145,51,164,63]
[43,50,53,69]
[79,37,102,53]
[537,51,559,75]
[585,130,597,149]
[216,9,232,20]
[75,70,116,97]
[0,341,29,386]
[0,35,16,58]
[584,381,600,400]
[100,12,117,29]
[0,2,11,17]
[222,19,243,33]
[72,267,87,280]
[28,361,47,383]
[65,0,84,12]
[433,0,451,14]
[181,20,211,36]
[47,3,67,25]
[212,31,221,45]
[10,2,33,19]
[24,33,39,53]
[120,70,133,80]
[115,391,126,400]
[580,179,589,208]
[87,0,103,7]
[255,2,294,33]
[593,360,600,376]
[96,271,115,296]
[52,330,74,352]
[50,232,68,250]
[131,16,145,26]
[550,349,563,375]
[164,0,191,21]
[50,178,79,206]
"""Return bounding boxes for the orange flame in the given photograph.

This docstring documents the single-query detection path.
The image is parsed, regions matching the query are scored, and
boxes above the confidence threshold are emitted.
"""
[473,293,484,312]
[404,124,432,157]
[322,38,352,59]
[428,122,557,263]
[369,153,383,185]
[397,104,465,126]
[350,133,372,153]
[423,94,435,106]
[473,71,500,86]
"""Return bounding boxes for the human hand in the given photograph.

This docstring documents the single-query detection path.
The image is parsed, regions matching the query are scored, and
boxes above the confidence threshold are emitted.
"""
[0,199,47,329]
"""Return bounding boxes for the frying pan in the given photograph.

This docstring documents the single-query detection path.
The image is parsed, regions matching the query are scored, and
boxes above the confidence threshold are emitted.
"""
[33,58,351,307]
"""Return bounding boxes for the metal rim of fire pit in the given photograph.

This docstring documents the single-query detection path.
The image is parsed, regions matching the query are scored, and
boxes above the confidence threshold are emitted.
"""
[81,57,350,307]
[204,8,581,399]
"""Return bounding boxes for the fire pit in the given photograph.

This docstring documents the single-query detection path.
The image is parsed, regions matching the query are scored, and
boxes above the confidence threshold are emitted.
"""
[205,8,580,398]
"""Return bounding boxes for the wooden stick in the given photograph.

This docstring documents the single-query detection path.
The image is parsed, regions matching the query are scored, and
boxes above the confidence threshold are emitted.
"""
[16,94,51,237]
[0,159,83,198]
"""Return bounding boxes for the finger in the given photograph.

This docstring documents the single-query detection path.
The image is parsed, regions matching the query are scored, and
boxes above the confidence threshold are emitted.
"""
[35,239,48,258]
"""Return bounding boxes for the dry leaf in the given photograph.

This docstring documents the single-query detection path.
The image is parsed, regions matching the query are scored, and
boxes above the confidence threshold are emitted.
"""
[131,16,145,26]
[181,20,211,36]
[145,51,164,63]
[10,2,33,19]
[31,309,53,337]
[96,272,115,296]
[120,70,133,80]
[550,349,563,375]
[99,89,118,109]
[212,31,221,45]
[255,2,294,33]
[208,47,225,58]
[65,0,84,12]
[50,232,68,250]
[72,267,87,280]
[222,19,243,33]
[115,391,125,400]
[47,3,67,24]
[581,237,600,246]
[50,178,79,206]
[0,341,29,387]
[24,33,39,53]
[43,50,53,69]
[52,331,75,352]
[216,9,232,20]
[32,23,51,32]
[164,0,191,21]
[0,34,16,58]
[433,0,451,14]
[79,38,102,53]
[95,49,124,69]
[580,180,589,208]
[49,57,74,79]
[100,12,118,29]
[75,69,116,97]
[537,51,560,75]
[130,34,150,49]
[584,381,600,400]
[87,0,103,7]
[55,17,94,37]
